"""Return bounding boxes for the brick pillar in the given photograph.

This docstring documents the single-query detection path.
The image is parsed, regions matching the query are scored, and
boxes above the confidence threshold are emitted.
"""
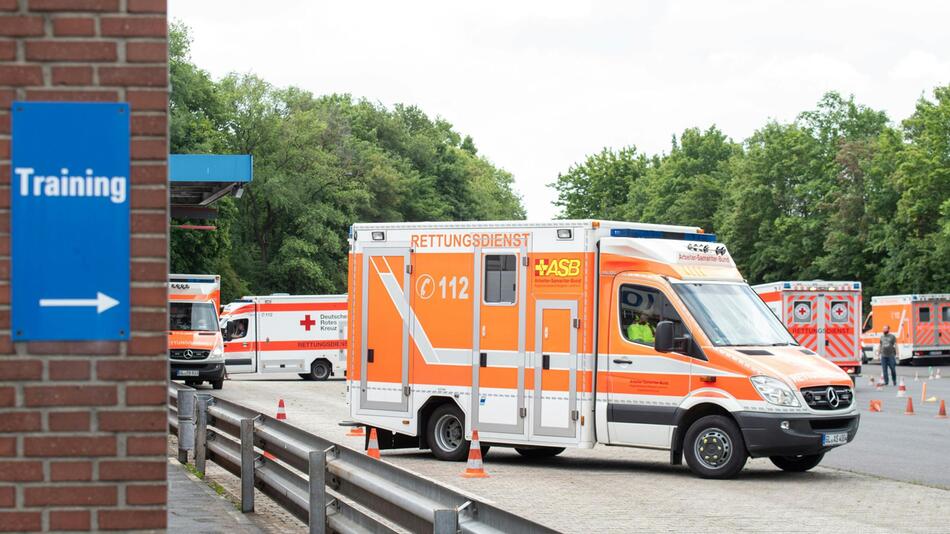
[0,0,168,531]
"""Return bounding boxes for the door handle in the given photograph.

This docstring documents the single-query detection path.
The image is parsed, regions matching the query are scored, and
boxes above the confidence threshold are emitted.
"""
[613,358,632,365]
[367,349,374,363]
[542,354,550,370]
[480,352,487,368]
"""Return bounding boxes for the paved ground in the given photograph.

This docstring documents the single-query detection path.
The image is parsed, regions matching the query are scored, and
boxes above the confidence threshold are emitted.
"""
[167,459,268,533]
[197,364,950,533]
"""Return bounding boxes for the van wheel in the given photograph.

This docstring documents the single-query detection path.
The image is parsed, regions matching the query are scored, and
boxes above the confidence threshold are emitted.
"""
[515,447,565,459]
[683,415,748,479]
[211,379,223,390]
[770,453,823,472]
[427,404,469,461]
[310,360,331,381]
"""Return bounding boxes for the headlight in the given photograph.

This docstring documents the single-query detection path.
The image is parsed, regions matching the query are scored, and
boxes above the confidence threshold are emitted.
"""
[751,375,800,407]
[209,343,224,361]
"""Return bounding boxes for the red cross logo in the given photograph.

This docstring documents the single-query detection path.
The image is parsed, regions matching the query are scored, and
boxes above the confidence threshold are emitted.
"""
[300,315,316,331]
[796,305,809,317]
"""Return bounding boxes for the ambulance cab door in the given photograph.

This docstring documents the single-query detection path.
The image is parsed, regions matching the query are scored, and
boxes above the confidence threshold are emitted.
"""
[473,248,526,436]
[606,279,691,448]
[360,248,411,413]
[786,292,820,354]
[224,304,257,374]
[533,299,578,438]
[914,301,937,348]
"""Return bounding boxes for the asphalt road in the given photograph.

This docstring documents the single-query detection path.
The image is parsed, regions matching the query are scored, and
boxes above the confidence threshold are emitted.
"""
[198,364,950,532]
[821,363,950,488]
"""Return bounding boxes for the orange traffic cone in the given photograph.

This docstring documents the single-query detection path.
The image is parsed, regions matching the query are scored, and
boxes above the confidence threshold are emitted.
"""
[346,425,366,437]
[904,397,915,415]
[896,379,906,398]
[869,400,883,412]
[276,399,287,421]
[461,430,489,478]
[366,428,381,459]
[921,382,928,403]
[936,399,947,419]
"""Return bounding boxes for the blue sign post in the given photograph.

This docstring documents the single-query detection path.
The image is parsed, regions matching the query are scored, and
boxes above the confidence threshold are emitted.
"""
[11,102,131,341]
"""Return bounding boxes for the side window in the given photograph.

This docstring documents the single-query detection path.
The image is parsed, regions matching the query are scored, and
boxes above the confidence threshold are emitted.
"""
[619,284,686,347]
[943,307,950,322]
[484,254,517,304]
[228,318,249,340]
[919,307,931,323]
[829,301,849,324]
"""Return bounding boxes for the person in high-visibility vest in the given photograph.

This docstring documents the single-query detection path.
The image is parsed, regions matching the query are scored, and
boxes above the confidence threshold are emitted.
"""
[626,315,655,344]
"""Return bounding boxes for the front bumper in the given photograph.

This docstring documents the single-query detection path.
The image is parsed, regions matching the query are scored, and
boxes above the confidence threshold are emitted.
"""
[735,411,860,457]
[170,362,225,382]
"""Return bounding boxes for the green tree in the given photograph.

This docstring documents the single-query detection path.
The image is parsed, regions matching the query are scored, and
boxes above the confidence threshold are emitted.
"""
[551,146,647,219]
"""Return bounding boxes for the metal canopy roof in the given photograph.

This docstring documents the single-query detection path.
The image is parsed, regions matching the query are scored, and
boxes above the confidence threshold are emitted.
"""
[169,154,253,219]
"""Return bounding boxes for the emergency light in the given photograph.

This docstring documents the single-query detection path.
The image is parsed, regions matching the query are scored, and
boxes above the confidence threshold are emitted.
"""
[609,228,717,242]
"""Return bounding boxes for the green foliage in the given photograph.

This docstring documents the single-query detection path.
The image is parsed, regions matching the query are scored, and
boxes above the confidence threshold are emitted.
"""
[552,88,950,303]
[169,24,524,301]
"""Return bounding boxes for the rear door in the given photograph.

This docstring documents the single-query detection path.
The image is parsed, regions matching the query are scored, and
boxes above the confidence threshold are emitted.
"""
[785,292,820,354]
[938,302,950,347]
[360,248,411,412]
[822,292,859,366]
[224,304,257,374]
[913,302,937,348]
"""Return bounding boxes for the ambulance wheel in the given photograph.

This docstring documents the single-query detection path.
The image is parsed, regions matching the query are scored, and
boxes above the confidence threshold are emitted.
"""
[684,415,748,479]
[211,379,223,390]
[310,360,331,381]
[770,453,824,472]
[515,446,565,459]
[427,404,468,461]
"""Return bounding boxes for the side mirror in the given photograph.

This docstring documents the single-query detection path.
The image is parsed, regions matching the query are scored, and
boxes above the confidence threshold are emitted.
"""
[654,321,674,353]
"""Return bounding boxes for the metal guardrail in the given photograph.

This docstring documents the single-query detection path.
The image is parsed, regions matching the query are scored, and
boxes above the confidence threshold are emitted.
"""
[167,383,558,534]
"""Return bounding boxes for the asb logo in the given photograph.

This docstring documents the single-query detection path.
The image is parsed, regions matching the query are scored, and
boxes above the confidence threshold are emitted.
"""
[534,258,580,277]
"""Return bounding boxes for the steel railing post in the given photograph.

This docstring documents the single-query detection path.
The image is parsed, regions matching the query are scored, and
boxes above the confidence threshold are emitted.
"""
[433,509,458,534]
[240,418,255,513]
[308,446,333,534]
[195,394,210,476]
[176,388,196,464]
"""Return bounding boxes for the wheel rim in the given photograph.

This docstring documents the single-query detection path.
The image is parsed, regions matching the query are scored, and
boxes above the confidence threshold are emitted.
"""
[694,428,732,469]
[433,413,463,453]
[313,363,329,379]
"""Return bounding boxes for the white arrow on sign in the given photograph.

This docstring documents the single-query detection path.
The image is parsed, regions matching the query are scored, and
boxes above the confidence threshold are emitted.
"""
[39,292,120,314]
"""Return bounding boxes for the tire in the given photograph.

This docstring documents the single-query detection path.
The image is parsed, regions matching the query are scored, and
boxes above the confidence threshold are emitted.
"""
[211,379,223,390]
[515,447,565,459]
[427,404,469,461]
[683,415,748,479]
[770,453,824,472]
[310,360,331,381]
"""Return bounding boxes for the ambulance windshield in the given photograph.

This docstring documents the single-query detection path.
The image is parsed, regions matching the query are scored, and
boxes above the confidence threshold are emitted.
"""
[169,302,218,332]
[673,282,797,347]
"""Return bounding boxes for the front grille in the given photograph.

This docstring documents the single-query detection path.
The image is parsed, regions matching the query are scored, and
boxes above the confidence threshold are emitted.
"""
[801,385,853,410]
[810,418,853,431]
[170,349,209,361]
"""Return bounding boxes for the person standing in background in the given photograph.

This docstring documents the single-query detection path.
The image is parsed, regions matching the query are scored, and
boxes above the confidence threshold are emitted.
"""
[879,325,898,385]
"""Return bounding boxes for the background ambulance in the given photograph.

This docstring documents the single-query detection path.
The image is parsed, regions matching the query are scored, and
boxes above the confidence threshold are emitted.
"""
[861,294,950,364]
[753,281,862,378]
[169,274,226,389]
[220,294,347,380]
[346,220,859,479]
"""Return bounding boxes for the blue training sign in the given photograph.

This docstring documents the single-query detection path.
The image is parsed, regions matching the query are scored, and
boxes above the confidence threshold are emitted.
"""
[11,102,131,341]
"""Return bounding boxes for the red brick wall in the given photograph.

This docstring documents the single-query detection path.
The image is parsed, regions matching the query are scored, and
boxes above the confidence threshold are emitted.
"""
[0,0,168,531]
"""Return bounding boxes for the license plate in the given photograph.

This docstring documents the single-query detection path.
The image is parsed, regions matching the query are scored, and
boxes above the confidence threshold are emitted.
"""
[177,369,199,377]
[822,432,848,446]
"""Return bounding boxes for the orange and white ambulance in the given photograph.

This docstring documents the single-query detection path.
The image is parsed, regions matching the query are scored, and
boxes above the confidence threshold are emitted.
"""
[346,220,860,478]
[753,281,862,378]
[220,294,347,380]
[860,294,950,363]
[169,274,226,389]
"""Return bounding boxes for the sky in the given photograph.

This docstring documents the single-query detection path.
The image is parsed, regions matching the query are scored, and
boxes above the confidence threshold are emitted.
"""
[169,0,950,219]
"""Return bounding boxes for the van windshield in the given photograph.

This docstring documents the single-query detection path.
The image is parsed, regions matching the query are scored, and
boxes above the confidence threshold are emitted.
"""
[169,302,218,332]
[672,282,797,347]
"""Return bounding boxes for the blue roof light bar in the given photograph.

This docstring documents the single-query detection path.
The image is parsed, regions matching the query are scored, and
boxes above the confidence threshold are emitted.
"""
[610,228,717,243]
